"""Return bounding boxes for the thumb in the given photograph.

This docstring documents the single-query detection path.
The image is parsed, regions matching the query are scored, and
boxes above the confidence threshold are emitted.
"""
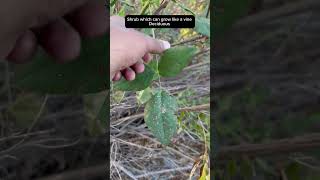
[145,37,171,54]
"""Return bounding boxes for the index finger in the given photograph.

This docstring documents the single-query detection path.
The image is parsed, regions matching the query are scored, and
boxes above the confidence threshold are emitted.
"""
[144,36,171,54]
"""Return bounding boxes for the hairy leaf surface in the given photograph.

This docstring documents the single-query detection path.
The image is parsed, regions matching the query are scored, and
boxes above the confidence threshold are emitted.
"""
[144,90,177,145]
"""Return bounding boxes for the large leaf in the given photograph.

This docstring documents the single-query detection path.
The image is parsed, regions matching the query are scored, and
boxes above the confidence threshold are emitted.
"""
[158,46,197,77]
[15,35,108,94]
[195,17,210,37]
[144,90,177,145]
[114,64,155,91]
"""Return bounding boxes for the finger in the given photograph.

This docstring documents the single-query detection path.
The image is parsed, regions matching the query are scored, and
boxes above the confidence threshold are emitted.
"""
[142,53,152,63]
[66,1,107,38]
[121,68,136,81]
[6,30,37,63]
[34,19,81,63]
[131,62,145,74]
[112,71,122,81]
[29,0,89,27]
[145,37,171,54]
[110,16,125,27]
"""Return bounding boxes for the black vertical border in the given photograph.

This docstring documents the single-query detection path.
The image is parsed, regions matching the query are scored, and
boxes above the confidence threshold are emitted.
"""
[104,0,111,179]
[210,0,215,179]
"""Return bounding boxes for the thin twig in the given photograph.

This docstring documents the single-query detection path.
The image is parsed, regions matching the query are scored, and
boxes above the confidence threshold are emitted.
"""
[0,129,55,142]
[112,161,138,180]
[153,0,170,15]
[172,36,206,46]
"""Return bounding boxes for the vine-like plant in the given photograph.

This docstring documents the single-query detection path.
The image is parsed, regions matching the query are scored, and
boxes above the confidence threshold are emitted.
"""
[13,0,210,145]
[114,46,198,144]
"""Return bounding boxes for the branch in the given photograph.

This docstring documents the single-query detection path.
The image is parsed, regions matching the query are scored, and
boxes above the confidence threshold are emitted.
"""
[216,133,320,160]
[178,104,210,112]
[153,0,170,15]
[113,104,210,125]
[172,35,207,46]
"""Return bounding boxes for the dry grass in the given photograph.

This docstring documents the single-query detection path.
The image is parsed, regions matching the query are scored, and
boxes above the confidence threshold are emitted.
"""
[110,49,210,179]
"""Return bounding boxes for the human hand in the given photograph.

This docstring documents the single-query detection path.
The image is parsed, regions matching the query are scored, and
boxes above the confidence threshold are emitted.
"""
[0,0,107,63]
[110,16,170,81]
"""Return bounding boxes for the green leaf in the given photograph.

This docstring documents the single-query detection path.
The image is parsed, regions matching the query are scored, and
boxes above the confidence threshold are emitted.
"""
[199,162,209,180]
[15,36,108,94]
[137,87,152,104]
[148,60,160,80]
[8,93,46,128]
[195,17,210,37]
[84,92,108,136]
[96,96,108,128]
[144,89,178,145]
[158,46,197,77]
[110,0,117,7]
[114,64,155,91]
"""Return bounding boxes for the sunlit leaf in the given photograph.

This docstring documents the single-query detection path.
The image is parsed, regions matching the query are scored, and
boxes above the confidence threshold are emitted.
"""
[158,46,197,77]
[137,87,153,104]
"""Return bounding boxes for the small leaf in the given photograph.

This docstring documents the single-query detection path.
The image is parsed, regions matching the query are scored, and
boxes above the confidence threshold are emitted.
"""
[158,46,197,77]
[114,64,155,91]
[144,89,177,145]
[15,36,108,94]
[96,96,108,128]
[137,87,152,104]
[195,17,210,37]
[199,162,209,180]
[8,93,46,128]
[84,92,107,136]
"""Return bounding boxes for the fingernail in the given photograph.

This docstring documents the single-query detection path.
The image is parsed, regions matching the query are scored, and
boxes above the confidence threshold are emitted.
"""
[160,40,171,50]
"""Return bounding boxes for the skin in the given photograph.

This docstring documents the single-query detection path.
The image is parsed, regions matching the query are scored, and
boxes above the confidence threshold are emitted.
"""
[110,16,170,81]
[0,0,170,81]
